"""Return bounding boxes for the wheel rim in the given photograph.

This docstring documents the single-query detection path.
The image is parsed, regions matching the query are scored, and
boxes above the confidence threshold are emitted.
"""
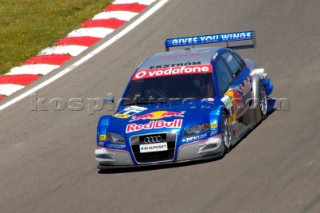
[259,84,268,116]
[221,115,231,149]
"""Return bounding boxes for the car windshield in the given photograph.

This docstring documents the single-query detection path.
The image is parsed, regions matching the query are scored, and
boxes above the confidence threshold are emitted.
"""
[122,74,215,105]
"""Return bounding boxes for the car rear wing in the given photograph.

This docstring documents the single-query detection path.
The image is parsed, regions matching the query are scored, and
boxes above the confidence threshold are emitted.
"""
[165,31,256,52]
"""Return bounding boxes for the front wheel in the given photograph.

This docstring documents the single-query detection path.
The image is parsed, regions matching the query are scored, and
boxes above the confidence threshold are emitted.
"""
[221,112,232,154]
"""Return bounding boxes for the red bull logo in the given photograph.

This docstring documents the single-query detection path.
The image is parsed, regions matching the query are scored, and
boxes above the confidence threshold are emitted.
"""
[126,119,183,133]
[231,90,243,110]
[130,111,184,122]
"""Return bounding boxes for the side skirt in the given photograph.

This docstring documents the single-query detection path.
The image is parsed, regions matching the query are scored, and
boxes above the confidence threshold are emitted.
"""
[230,118,253,146]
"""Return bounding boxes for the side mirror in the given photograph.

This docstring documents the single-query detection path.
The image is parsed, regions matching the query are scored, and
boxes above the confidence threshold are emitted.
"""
[103,98,114,104]
[103,93,115,111]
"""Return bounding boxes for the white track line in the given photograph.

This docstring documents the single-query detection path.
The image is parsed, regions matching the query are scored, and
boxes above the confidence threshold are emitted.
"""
[67,28,114,38]
[6,64,60,76]
[113,0,156,5]
[92,11,138,21]
[0,0,170,111]
[0,84,25,96]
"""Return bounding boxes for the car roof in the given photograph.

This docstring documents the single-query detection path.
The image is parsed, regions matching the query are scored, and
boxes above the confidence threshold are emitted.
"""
[137,47,220,71]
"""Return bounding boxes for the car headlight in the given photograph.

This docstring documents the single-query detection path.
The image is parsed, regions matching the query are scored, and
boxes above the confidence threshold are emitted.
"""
[106,133,125,144]
[183,123,210,137]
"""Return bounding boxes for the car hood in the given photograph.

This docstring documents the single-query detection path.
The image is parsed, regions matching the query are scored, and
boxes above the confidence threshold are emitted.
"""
[106,100,221,137]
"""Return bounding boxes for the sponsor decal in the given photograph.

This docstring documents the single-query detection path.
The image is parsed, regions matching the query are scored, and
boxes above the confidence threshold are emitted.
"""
[231,90,243,110]
[114,114,131,119]
[98,142,105,146]
[126,119,183,133]
[171,37,200,46]
[130,111,184,122]
[182,133,207,143]
[149,61,201,69]
[202,98,214,102]
[222,95,234,122]
[132,65,212,80]
[225,90,244,122]
[160,54,200,60]
[99,134,107,141]
[140,142,168,153]
[221,95,233,110]
[105,144,126,150]
[218,32,252,41]
[240,77,252,96]
[211,122,218,129]
[210,130,218,136]
[123,106,147,112]
[169,32,252,47]
[114,106,147,119]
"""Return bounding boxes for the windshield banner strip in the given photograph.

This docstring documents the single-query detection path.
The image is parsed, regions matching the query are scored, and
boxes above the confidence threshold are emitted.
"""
[132,65,212,80]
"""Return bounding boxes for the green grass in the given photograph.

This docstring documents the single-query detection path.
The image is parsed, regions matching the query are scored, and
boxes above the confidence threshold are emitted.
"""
[0,0,113,75]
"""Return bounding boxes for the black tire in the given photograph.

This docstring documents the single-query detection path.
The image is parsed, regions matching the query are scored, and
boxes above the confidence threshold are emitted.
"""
[259,82,268,120]
[221,112,232,154]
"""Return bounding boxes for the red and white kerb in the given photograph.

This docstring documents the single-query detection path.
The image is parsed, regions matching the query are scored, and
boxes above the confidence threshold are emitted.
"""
[0,0,157,101]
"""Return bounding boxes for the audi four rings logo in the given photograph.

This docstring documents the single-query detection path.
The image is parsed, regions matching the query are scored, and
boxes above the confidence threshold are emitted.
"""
[144,135,162,143]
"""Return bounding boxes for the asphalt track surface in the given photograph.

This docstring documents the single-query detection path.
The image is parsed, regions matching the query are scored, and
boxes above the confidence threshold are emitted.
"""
[1,0,320,212]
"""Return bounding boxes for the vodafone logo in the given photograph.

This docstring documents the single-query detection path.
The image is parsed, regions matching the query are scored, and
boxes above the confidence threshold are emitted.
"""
[133,65,212,80]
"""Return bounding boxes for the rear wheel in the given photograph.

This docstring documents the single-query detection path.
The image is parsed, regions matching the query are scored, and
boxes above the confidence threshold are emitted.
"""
[221,112,231,154]
[259,82,268,119]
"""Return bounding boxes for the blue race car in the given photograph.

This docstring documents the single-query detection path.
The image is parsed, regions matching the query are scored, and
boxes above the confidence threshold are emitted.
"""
[95,31,274,169]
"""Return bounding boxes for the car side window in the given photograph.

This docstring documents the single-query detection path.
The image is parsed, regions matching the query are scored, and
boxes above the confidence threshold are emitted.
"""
[222,51,242,76]
[215,57,233,95]
[232,52,245,68]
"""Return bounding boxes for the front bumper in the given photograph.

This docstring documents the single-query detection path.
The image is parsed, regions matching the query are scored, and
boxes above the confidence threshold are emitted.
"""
[95,135,224,169]
[95,148,134,167]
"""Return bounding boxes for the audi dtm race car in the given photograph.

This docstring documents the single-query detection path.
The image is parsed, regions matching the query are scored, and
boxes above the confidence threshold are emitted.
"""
[95,31,275,169]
